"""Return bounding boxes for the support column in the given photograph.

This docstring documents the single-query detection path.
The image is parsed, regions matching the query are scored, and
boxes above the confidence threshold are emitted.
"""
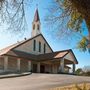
[72,64,75,74]
[59,58,64,73]
[28,61,32,72]
[52,65,56,74]
[4,56,8,71]
[17,58,20,71]
[37,62,40,73]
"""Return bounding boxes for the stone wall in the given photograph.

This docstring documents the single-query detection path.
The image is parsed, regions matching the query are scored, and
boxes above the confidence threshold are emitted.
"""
[8,57,17,72]
[20,59,28,72]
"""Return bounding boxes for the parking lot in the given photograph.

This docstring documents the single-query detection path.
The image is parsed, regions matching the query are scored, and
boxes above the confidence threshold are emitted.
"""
[0,73,90,90]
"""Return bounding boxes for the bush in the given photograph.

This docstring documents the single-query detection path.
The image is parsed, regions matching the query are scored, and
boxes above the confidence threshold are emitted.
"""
[75,68,83,75]
[82,71,90,76]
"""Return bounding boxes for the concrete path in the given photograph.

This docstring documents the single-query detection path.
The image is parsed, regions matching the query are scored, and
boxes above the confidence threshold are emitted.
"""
[0,73,90,90]
[0,72,31,79]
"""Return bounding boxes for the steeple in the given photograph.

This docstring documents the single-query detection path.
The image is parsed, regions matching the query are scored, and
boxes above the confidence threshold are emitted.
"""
[31,8,41,37]
[34,8,40,22]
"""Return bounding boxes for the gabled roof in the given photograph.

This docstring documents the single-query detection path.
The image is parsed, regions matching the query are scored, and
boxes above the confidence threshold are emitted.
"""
[69,49,78,64]
[38,49,78,64]
[0,42,23,56]
[33,8,40,22]
[3,49,78,64]
[5,50,36,60]
[38,50,69,60]
[0,34,53,56]
[4,49,69,61]
[0,34,78,64]
[11,34,53,52]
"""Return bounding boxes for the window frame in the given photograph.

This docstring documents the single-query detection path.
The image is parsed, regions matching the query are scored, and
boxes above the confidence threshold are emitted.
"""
[44,44,46,53]
[33,40,36,51]
[37,24,39,30]
[39,41,41,52]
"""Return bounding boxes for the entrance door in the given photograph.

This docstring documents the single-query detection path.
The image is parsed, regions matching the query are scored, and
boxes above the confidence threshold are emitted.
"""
[32,64,37,73]
[40,65,45,73]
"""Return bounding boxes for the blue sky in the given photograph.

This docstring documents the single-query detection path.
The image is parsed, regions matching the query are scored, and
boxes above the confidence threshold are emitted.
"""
[0,0,90,69]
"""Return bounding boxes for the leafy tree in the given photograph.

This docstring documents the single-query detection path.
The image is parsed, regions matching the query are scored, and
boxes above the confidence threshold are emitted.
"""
[75,68,83,75]
[46,0,90,52]
[68,0,90,52]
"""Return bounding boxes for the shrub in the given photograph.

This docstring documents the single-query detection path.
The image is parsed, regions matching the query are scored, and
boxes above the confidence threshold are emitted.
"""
[75,68,83,75]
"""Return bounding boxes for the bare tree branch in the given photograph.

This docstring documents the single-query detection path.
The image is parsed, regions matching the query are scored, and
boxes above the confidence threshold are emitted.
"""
[0,0,33,34]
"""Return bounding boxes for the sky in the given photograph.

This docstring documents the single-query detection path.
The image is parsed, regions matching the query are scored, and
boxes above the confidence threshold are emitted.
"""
[0,0,90,69]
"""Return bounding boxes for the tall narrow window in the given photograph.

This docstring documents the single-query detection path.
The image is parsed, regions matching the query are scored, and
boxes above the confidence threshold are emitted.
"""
[44,44,46,53]
[39,41,41,52]
[37,24,39,30]
[33,40,36,51]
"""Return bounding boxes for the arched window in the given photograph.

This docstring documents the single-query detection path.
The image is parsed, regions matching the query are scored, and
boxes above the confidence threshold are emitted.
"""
[39,41,41,52]
[33,40,36,51]
[37,24,39,30]
[44,44,46,53]
[33,24,35,30]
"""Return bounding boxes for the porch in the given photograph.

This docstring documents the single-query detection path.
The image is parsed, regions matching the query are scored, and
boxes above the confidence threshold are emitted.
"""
[0,49,78,74]
[31,58,76,74]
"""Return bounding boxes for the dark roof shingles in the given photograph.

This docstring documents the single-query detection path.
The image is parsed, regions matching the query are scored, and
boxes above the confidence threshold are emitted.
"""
[5,50,69,61]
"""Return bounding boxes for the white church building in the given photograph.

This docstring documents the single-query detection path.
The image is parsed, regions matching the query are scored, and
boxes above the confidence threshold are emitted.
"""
[0,9,78,74]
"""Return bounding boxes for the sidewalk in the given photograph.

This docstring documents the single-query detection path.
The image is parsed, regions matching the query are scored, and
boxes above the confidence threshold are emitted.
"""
[0,72,31,79]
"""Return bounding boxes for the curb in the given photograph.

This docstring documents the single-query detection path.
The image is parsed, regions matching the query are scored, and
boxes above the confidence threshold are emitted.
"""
[0,72,32,79]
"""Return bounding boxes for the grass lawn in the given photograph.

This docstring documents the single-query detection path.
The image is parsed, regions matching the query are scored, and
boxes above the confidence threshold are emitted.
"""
[49,83,90,90]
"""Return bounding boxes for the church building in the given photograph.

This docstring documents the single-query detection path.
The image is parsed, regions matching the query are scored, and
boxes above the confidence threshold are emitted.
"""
[0,9,78,74]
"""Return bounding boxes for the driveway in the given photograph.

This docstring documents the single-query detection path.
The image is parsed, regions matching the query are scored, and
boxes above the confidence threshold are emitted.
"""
[0,73,90,90]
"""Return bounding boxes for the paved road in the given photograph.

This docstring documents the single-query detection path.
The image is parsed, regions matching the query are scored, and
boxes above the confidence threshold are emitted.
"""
[0,73,90,90]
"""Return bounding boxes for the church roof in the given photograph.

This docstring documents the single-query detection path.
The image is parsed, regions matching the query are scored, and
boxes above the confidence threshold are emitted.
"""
[5,50,36,60]
[0,34,53,56]
[0,34,78,64]
[0,42,22,56]
[6,50,68,60]
[4,49,66,59]
[3,49,78,64]
[33,8,40,22]
[38,50,69,61]
[38,49,78,64]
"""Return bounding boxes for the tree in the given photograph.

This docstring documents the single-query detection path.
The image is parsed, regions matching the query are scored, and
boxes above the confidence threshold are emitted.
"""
[68,0,90,52]
[83,66,90,72]
[0,0,32,33]
[46,0,90,52]
[75,68,83,75]
[83,66,90,76]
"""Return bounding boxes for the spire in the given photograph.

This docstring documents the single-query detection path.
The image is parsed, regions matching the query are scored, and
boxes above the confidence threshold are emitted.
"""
[31,8,41,37]
[33,8,40,22]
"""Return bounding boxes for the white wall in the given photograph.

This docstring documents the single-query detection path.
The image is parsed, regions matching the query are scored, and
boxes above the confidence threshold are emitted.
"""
[14,35,52,55]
